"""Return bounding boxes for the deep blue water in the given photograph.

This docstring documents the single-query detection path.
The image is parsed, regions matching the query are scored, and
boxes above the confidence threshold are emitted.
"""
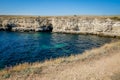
[0,31,113,69]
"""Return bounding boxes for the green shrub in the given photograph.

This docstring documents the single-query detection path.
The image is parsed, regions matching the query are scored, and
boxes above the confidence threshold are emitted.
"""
[111,16,120,21]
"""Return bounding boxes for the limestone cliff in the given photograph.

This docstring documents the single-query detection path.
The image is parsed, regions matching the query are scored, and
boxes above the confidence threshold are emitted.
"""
[0,16,120,37]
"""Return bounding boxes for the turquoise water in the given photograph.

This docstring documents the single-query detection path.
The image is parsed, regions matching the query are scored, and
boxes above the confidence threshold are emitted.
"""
[0,31,113,69]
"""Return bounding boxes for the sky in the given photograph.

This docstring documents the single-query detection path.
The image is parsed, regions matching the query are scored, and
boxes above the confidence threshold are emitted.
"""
[0,0,120,16]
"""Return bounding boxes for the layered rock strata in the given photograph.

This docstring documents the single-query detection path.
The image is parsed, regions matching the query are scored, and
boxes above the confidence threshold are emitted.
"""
[0,16,120,37]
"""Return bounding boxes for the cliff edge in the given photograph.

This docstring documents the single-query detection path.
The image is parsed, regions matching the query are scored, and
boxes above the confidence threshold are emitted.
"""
[0,16,120,37]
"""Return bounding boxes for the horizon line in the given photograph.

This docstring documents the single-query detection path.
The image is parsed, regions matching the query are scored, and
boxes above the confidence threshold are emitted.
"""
[0,14,120,17]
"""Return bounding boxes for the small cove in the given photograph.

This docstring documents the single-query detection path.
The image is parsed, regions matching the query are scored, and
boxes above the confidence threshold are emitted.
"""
[0,31,115,69]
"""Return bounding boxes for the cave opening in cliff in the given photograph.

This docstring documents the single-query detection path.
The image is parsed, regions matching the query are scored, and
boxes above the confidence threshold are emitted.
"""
[41,24,53,32]
[47,24,53,32]
[6,24,12,31]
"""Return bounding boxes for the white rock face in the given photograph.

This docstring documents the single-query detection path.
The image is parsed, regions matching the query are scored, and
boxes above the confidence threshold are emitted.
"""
[0,16,120,37]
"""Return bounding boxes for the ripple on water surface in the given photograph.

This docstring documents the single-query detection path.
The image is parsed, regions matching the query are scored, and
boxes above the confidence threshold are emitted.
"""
[0,31,114,69]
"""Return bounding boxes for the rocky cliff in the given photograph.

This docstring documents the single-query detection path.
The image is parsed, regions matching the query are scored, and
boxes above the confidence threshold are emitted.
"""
[0,16,120,37]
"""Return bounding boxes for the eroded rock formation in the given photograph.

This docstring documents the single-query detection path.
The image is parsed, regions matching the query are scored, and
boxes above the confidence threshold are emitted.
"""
[0,16,120,37]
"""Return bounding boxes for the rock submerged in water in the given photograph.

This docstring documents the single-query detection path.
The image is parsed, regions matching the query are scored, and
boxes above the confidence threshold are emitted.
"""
[0,16,120,37]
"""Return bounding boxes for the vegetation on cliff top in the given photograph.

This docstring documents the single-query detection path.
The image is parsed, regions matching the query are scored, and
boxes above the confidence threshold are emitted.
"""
[0,15,120,19]
[110,16,120,21]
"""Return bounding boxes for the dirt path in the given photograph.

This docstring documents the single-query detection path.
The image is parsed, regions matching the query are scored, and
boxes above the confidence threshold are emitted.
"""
[36,52,120,80]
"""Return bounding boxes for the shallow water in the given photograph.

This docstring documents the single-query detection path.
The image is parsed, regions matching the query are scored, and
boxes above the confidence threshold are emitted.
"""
[0,31,114,68]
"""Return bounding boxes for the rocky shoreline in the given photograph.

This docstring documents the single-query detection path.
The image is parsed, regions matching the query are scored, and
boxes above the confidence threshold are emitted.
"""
[0,16,120,37]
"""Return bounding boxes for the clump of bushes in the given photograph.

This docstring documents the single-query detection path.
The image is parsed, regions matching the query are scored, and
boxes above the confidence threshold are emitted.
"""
[110,16,120,21]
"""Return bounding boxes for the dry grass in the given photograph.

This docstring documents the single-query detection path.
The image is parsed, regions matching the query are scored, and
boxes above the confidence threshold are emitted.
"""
[0,15,120,20]
[0,41,120,80]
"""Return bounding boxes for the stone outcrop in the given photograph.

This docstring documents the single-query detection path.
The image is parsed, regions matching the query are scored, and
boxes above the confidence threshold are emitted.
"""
[0,16,120,37]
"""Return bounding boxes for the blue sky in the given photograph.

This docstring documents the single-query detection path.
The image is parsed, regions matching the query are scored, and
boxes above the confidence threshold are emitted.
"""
[0,0,120,15]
